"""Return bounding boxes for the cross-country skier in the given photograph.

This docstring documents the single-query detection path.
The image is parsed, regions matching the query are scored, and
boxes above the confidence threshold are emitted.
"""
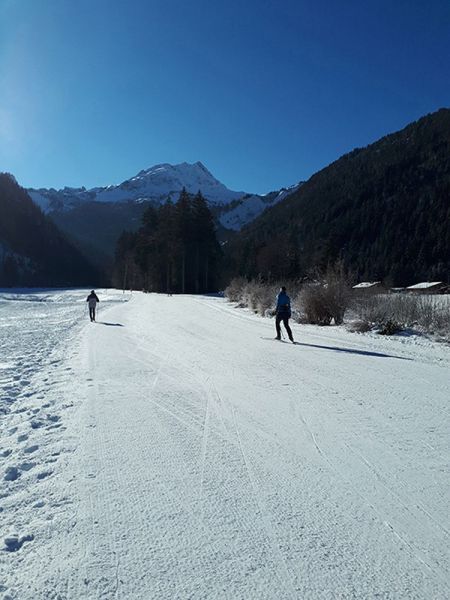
[275,286,294,342]
[86,290,100,322]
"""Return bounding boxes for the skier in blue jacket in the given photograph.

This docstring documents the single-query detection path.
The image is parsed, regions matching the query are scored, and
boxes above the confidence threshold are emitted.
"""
[275,286,294,342]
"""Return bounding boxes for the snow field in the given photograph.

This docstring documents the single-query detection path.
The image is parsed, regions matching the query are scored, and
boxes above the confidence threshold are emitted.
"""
[1,290,449,599]
[0,290,127,599]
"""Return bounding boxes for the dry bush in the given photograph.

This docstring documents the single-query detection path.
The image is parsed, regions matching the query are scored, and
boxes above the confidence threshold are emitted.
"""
[347,320,372,333]
[226,276,450,341]
[298,284,333,325]
[225,278,279,316]
[378,320,402,335]
[351,293,450,337]
[295,263,352,325]
[224,277,247,303]
[225,278,305,318]
[241,280,279,315]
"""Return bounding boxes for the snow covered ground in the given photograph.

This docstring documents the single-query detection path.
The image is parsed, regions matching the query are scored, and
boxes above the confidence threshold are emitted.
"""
[0,290,449,599]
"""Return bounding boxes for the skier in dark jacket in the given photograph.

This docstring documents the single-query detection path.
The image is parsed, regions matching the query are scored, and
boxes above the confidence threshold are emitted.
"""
[86,290,100,322]
[275,286,294,342]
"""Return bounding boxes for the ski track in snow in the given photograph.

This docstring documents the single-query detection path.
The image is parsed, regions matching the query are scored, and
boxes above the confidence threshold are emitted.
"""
[0,290,449,599]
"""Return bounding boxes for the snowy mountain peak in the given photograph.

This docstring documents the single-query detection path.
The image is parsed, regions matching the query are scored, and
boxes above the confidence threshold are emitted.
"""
[26,161,301,232]
[28,161,247,212]
[128,161,223,192]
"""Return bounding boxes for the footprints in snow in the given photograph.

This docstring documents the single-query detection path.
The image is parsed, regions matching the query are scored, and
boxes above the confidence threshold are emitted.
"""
[19,461,36,472]
[30,413,62,431]
[4,467,20,482]
[3,533,34,552]
[3,461,52,482]
[1,413,64,483]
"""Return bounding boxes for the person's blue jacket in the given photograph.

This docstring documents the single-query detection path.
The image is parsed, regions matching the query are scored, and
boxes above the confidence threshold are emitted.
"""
[276,291,291,317]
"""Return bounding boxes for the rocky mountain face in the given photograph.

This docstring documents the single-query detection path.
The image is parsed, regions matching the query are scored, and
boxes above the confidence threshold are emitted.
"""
[28,161,247,212]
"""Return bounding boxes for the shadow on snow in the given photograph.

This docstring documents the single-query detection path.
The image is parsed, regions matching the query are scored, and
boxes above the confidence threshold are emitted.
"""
[293,341,412,360]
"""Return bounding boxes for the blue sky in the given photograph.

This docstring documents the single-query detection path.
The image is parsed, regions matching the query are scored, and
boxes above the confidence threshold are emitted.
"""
[0,0,449,194]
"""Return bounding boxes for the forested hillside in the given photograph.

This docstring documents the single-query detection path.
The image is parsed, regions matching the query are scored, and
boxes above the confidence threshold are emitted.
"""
[227,109,450,285]
[0,173,99,286]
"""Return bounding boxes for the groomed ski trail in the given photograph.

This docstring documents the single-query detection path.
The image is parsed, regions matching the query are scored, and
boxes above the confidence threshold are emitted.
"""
[2,291,449,599]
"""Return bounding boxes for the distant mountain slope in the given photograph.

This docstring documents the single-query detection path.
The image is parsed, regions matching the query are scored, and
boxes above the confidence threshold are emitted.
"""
[28,161,247,212]
[0,173,99,286]
[26,162,299,266]
[228,108,450,285]
[218,184,302,231]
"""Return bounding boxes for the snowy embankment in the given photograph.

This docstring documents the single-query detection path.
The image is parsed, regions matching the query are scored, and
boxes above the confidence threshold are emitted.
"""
[0,290,449,599]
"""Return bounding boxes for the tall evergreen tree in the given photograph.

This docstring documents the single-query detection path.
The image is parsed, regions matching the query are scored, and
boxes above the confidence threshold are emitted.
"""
[192,191,221,293]
[175,188,193,293]
[112,189,222,293]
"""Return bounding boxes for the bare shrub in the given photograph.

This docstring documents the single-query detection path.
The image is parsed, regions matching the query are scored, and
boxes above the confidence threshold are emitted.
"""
[347,320,372,333]
[241,280,279,316]
[225,278,280,316]
[352,293,450,337]
[416,296,450,338]
[378,320,402,335]
[224,277,247,303]
[225,276,450,341]
[299,284,333,325]
[255,284,279,316]
[225,278,305,318]
[296,263,352,325]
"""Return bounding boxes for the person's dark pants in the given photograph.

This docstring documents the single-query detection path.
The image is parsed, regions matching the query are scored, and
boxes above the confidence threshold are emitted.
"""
[276,315,293,341]
[89,307,96,321]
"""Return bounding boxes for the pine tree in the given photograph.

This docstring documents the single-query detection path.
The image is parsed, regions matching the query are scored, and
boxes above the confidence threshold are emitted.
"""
[175,188,193,293]
[192,191,220,292]
[112,189,222,293]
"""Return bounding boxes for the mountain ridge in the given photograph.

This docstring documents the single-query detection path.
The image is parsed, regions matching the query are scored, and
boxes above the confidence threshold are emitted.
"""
[27,161,250,212]
[0,173,99,286]
[227,108,450,285]
[25,162,301,265]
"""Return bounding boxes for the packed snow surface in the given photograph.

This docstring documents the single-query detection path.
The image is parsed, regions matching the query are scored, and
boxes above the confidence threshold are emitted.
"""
[0,290,449,599]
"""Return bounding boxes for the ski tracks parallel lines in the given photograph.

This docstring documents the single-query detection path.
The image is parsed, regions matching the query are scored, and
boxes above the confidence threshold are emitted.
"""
[344,440,450,539]
[291,396,449,588]
[230,404,298,599]
[198,379,211,519]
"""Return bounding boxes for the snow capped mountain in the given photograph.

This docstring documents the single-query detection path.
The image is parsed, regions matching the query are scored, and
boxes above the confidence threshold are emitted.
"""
[26,161,302,243]
[28,161,247,213]
[218,183,302,231]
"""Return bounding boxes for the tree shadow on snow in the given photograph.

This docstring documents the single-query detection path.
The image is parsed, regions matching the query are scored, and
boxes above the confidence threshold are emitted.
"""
[96,322,124,327]
[293,341,411,360]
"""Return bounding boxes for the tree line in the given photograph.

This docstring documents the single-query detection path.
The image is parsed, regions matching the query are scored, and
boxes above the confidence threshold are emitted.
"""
[113,189,222,293]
